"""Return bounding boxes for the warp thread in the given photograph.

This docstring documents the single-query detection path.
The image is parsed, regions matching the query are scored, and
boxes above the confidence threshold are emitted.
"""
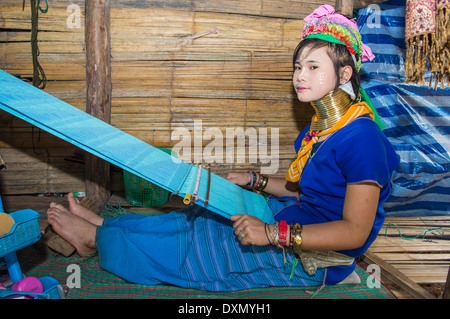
[384,222,445,239]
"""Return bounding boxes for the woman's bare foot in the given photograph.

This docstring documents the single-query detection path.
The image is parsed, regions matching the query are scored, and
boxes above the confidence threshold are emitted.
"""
[47,204,97,257]
[66,193,104,226]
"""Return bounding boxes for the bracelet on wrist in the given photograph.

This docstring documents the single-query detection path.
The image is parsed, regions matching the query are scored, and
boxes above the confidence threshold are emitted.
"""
[255,172,269,192]
[247,170,255,189]
[271,222,279,247]
[278,220,287,247]
[247,170,269,192]
[292,223,303,252]
[264,223,272,245]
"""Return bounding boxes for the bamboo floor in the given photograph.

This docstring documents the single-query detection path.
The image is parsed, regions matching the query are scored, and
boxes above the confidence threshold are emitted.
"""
[363,216,450,299]
[2,194,449,299]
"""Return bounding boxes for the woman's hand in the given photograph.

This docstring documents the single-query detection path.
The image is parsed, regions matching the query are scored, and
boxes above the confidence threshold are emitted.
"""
[228,171,300,199]
[226,171,250,187]
[230,214,271,246]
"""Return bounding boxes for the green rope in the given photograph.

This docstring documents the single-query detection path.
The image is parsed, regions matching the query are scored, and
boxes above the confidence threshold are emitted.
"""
[384,222,445,240]
[37,0,48,13]
[288,257,298,280]
[100,202,134,218]
[305,284,325,298]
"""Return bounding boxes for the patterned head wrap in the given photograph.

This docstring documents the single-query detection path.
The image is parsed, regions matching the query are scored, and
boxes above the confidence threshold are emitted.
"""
[301,5,375,71]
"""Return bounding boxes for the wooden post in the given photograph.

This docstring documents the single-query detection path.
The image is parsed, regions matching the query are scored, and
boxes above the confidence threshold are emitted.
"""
[336,0,354,17]
[85,0,111,211]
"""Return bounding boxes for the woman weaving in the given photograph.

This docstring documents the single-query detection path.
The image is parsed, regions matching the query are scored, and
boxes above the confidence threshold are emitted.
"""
[47,5,399,290]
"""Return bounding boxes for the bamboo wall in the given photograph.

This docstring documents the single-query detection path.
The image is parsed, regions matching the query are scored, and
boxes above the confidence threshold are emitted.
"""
[0,0,333,195]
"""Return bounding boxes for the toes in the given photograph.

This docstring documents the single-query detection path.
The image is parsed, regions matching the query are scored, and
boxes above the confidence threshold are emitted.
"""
[68,192,81,205]
[48,201,67,212]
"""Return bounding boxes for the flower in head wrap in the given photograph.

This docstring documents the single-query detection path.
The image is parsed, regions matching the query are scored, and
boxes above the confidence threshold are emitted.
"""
[301,5,375,71]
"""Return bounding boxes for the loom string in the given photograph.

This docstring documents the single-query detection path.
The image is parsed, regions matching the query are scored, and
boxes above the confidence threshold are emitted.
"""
[192,164,202,203]
[305,284,325,298]
[183,163,200,204]
[384,222,445,240]
[172,163,193,198]
[28,0,48,89]
[24,0,48,155]
[305,268,327,298]
[204,166,211,206]
[286,250,325,298]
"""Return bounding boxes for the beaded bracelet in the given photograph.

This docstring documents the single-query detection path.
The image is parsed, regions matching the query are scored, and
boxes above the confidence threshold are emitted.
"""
[247,170,269,192]
[254,171,262,189]
[271,221,280,247]
[289,223,294,248]
[256,173,268,191]
[247,170,255,189]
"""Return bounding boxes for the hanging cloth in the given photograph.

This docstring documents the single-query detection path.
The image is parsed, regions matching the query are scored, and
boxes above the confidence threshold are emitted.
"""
[405,0,450,88]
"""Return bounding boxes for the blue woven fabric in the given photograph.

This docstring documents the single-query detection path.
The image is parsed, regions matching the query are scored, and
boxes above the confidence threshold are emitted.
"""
[0,70,274,224]
[357,0,450,216]
[97,206,324,291]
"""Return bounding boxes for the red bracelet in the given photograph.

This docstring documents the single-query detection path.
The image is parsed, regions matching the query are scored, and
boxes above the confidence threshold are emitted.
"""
[278,220,287,246]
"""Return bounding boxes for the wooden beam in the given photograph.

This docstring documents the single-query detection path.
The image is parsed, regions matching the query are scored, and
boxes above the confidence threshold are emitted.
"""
[335,0,354,17]
[363,251,436,299]
[85,0,112,210]
[336,0,390,16]
[443,266,450,299]
[354,0,390,10]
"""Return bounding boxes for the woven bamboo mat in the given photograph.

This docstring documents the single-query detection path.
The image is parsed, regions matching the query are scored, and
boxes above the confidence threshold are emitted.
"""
[16,246,395,299]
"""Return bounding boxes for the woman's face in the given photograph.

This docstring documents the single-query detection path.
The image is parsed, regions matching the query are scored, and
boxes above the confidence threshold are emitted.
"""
[292,45,337,102]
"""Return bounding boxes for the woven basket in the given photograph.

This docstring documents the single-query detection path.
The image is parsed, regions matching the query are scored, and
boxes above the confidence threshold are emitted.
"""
[123,148,174,207]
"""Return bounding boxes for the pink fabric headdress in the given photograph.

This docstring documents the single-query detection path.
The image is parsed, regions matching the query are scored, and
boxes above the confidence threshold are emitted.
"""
[302,5,375,71]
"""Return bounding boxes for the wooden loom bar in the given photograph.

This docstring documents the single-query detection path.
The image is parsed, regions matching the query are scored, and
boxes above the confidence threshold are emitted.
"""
[443,266,450,299]
[363,251,436,299]
[85,0,112,210]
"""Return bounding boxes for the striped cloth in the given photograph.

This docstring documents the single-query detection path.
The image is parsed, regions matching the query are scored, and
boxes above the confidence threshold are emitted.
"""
[10,210,395,299]
[96,206,325,292]
[357,0,450,216]
[16,237,396,299]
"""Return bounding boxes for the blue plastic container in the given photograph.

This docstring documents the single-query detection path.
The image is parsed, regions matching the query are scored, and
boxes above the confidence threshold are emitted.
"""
[0,209,62,299]
[0,209,41,257]
[0,209,41,283]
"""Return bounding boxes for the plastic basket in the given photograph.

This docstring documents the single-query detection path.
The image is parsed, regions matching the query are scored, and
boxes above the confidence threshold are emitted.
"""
[123,148,175,207]
[0,209,41,258]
